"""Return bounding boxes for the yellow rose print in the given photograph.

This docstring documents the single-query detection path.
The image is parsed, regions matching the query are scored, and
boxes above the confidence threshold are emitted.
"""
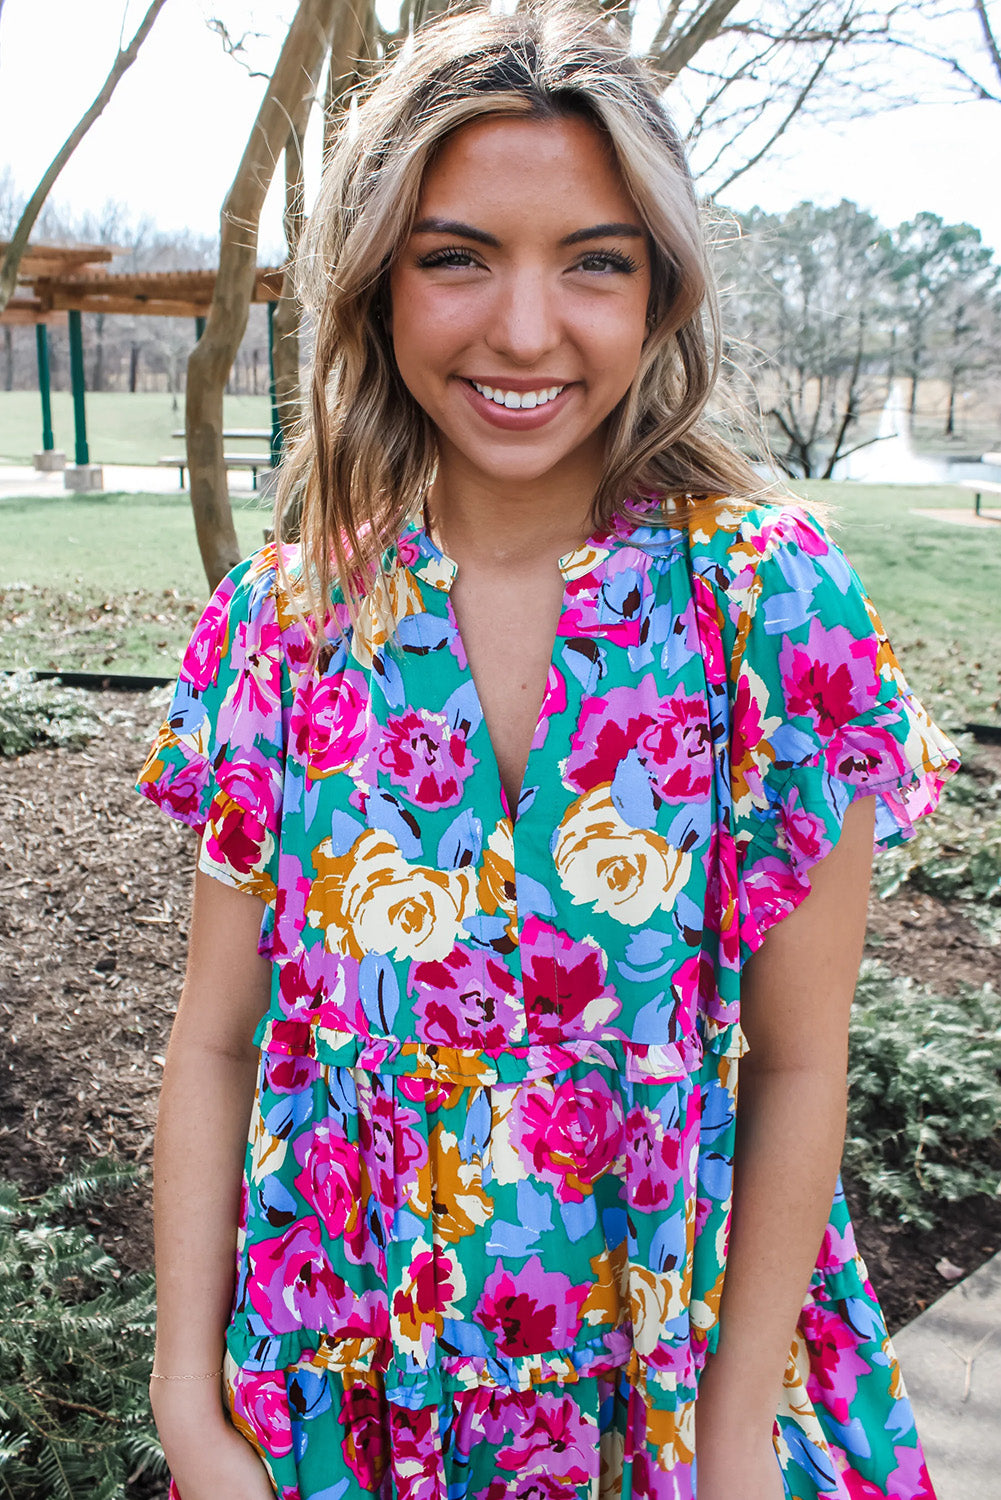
[305,829,474,961]
[553,786,691,925]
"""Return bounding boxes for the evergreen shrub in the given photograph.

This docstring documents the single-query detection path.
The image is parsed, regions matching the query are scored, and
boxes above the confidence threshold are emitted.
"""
[0,1160,165,1499]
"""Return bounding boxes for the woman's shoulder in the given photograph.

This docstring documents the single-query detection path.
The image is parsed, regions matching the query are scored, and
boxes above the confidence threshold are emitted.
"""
[684,496,836,585]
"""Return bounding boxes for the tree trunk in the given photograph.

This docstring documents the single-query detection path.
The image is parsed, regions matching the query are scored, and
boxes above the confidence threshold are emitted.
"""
[0,0,167,316]
[323,0,377,161]
[186,0,341,592]
[3,327,12,391]
[945,372,957,437]
[129,343,139,393]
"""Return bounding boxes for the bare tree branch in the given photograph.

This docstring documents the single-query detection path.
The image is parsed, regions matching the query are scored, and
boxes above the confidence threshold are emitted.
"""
[712,30,840,193]
[654,0,745,77]
[973,0,1001,84]
[205,17,270,79]
[0,0,168,316]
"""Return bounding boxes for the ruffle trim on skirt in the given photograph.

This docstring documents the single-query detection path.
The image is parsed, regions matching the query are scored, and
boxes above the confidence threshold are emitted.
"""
[250,1018,748,1085]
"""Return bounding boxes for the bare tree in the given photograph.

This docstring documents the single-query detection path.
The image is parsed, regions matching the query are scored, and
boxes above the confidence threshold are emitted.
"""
[0,0,168,315]
[185,0,345,590]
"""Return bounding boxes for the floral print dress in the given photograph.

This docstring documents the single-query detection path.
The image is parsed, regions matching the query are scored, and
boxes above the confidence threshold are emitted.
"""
[136,499,958,1500]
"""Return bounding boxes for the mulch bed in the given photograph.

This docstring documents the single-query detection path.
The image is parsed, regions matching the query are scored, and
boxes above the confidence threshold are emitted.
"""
[1,689,999,1334]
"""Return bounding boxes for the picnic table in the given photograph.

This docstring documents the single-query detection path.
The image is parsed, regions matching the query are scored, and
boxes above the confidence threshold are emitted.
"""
[162,429,275,489]
[960,451,1001,519]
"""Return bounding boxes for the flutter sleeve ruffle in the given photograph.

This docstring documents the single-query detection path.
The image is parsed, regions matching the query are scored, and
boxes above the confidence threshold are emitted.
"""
[722,506,960,961]
[135,546,286,951]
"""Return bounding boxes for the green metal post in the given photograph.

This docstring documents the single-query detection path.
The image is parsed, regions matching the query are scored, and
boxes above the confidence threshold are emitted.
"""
[67,309,90,466]
[36,323,54,451]
[195,315,206,341]
[266,300,283,470]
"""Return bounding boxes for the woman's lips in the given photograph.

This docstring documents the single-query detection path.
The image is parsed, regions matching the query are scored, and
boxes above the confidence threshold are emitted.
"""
[458,377,575,430]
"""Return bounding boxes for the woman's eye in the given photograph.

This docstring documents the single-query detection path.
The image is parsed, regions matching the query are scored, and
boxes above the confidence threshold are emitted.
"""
[576,250,639,274]
[415,246,480,270]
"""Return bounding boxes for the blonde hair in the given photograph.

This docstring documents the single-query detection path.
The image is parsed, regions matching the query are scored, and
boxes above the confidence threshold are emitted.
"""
[275,0,766,637]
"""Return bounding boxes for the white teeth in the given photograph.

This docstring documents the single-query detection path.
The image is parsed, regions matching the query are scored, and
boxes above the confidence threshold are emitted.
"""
[471,381,566,410]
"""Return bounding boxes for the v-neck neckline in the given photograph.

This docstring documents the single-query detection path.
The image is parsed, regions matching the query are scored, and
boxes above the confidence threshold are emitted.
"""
[397,497,669,822]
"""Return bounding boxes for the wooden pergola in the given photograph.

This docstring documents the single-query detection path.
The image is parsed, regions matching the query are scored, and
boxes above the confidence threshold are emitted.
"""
[2,244,286,475]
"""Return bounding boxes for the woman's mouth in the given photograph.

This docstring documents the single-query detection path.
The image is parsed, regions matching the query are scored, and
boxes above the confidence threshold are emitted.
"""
[460,377,574,428]
[469,380,566,410]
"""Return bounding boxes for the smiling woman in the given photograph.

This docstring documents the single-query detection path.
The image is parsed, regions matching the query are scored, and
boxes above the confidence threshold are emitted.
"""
[133,6,959,1500]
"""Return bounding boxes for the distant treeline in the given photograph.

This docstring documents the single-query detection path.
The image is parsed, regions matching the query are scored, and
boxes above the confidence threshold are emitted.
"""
[715,201,1000,476]
[3,194,999,478]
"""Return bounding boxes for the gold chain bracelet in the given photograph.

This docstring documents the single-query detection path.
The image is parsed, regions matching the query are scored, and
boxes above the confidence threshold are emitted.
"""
[149,1369,223,1382]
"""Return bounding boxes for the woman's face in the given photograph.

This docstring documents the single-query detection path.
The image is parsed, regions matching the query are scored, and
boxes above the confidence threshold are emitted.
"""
[388,112,652,497]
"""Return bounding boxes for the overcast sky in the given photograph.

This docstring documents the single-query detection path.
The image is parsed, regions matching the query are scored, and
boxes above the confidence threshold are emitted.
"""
[2,0,999,257]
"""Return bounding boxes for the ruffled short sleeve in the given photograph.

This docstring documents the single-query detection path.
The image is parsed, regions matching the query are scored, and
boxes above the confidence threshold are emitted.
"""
[721,506,960,960]
[135,546,286,951]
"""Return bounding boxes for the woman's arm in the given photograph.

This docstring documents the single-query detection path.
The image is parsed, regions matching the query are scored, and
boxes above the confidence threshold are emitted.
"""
[694,794,877,1498]
[149,862,276,1499]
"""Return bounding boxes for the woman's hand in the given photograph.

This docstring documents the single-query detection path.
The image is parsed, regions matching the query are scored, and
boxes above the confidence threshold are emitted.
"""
[694,1429,785,1500]
[694,1362,785,1500]
[152,1382,276,1500]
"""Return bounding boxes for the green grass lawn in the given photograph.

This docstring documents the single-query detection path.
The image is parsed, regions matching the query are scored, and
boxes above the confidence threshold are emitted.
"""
[1,490,272,676]
[0,391,273,466]
[791,481,1001,730]
[1,479,999,726]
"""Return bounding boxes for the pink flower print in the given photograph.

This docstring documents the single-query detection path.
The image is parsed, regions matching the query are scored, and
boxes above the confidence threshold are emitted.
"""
[520,918,621,1041]
[293,1119,363,1240]
[531,664,568,752]
[692,572,727,686]
[290,670,369,781]
[825,721,910,786]
[181,582,233,691]
[272,860,311,963]
[624,1103,682,1213]
[203,791,265,878]
[357,1079,428,1221]
[779,797,834,867]
[476,1476,574,1500]
[816,1219,858,1274]
[246,1216,347,1333]
[495,1391,595,1482]
[836,1467,890,1500]
[668,954,705,1042]
[475,1257,589,1356]
[703,827,741,973]
[339,1377,389,1491]
[409,945,523,1049]
[388,1403,446,1500]
[228,1368,293,1459]
[215,612,283,743]
[377,707,476,808]
[264,1053,318,1095]
[277,943,366,1032]
[566,684,656,794]
[637,692,713,802]
[731,668,777,810]
[779,619,879,737]
[215,748,279,839]
[510,1073,624,1204]
[885,1442,937,1500]
[391,1245,463,1358]
[800,1302,872,1425]
[154,755,206,825]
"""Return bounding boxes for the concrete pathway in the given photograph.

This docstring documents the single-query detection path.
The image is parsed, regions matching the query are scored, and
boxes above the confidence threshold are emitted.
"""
[0,461,262,499]
[893,1250,1001,1499]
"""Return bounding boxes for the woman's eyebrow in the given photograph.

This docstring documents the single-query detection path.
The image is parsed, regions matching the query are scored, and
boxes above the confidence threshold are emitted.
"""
[411,217,644,248]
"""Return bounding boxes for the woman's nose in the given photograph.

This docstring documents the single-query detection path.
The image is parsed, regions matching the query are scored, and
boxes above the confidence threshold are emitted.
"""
[484,269,562,366]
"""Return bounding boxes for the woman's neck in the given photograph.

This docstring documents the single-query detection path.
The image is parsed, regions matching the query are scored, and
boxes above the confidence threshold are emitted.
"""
[427,445,601,573]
